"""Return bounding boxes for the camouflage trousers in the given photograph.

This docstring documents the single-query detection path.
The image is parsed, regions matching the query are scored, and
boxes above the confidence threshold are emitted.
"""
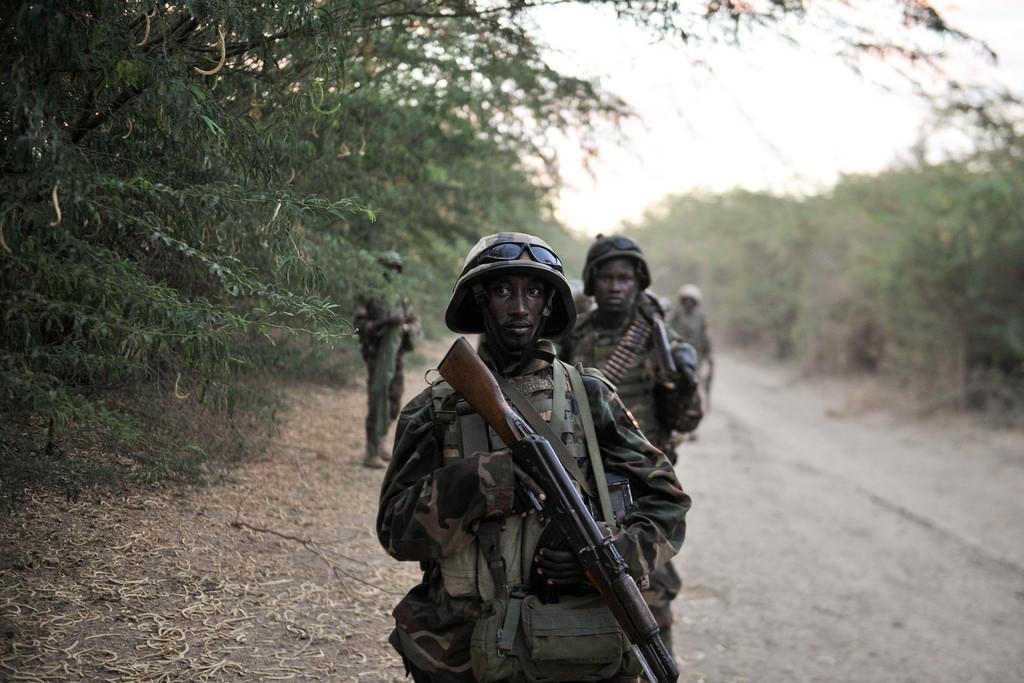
[648,433,681,656]
[365,325,405,458]
[646,562,680,658]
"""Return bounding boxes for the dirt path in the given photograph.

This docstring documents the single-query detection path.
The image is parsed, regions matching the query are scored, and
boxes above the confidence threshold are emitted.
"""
[1,364,425,681]
[3,347,1022,682]
[671,352,1024,683]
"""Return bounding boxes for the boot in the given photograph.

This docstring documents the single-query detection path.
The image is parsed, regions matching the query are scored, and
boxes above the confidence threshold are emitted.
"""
[362,443,387,469]
[378,442,392,462]
[362,453,387,469]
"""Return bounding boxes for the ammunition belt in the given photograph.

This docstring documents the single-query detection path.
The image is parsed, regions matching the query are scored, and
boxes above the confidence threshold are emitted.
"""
[599,318,651,387]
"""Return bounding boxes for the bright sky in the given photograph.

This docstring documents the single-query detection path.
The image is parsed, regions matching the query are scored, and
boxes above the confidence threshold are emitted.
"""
[528,1,1024,235]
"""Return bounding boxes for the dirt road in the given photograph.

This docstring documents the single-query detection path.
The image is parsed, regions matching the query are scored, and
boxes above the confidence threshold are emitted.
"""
[672,353,1024,683]
[3,348,1022,681]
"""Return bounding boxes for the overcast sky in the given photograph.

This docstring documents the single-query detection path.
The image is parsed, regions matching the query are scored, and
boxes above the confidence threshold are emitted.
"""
[528,1,1023,236]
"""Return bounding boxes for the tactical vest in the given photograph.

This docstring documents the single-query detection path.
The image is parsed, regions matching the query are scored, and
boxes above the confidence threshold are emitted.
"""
[574,315,659,440]
[430,360,590,602]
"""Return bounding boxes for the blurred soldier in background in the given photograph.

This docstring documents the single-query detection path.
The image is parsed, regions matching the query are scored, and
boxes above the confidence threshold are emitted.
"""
[669,284,714,415]
[355,251,420,469]
[561,234,702,657]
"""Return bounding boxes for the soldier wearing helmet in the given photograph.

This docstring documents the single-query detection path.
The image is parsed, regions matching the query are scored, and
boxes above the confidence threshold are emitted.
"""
[669,284,712,366]
[561,234,703,657]
[669,284,714,419]
[377,233,689,682]
[355,251,421,469]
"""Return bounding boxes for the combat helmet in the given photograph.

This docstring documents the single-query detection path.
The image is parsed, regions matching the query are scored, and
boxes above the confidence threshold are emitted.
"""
[445,232,576,339]
[678,283,702,303]
[582,234,651,296]
[377,250,404,271]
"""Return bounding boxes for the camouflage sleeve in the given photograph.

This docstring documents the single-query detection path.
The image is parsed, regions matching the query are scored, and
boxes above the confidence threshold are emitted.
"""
[403,300,422,345]
[353,297,376,347]
[582,372,690,585]
[376,387,516,562]
[353,296,371,327]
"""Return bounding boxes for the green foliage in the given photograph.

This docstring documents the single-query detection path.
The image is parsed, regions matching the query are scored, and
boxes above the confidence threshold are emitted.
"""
[633,136,1024,415]
[0,0,990,504]
[0,0,626,502]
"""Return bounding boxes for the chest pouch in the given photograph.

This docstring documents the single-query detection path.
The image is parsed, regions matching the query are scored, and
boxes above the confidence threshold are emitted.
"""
[585,471,634,528]
[469,362,641,683]
[471,590,638,683]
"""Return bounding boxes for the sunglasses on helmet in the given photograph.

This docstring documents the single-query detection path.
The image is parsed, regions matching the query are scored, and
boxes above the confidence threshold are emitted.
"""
[473,242,564,272]
[589,236,642,259]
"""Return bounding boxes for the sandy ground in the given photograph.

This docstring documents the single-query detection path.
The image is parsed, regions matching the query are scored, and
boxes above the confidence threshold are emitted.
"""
[672,353,1024,683]
[2,348,1022,681]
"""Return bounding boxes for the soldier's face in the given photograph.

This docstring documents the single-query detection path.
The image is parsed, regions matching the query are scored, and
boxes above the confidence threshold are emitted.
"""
[681,297,696,312]
[593,258,638,315]
[484,274,548,351]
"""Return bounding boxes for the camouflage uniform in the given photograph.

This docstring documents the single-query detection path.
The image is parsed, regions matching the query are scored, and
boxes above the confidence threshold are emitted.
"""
[562,308,678,454]
[376,234,690,682]
[668,285,712,362]
[561,236,701,653]
[668,284,713,418]
[355,252,420,467]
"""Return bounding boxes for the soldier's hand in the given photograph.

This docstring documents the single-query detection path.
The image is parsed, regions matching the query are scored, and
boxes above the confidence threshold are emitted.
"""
[534,547,586,586]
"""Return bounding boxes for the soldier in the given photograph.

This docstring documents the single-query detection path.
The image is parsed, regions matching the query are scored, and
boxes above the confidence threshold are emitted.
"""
[355,251,420,469]
[668,284,714,416]
[377,233,690,683]
[560,234,702,658]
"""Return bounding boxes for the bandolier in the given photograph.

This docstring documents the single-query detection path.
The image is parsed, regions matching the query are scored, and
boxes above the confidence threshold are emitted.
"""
[566,310,667,452]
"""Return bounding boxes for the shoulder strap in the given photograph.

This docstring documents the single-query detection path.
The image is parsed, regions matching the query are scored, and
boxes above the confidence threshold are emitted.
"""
[565,361,615,528]
[495,374,593,497]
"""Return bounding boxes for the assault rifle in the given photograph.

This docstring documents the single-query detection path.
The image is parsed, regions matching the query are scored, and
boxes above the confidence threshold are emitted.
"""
[438,337,678,683]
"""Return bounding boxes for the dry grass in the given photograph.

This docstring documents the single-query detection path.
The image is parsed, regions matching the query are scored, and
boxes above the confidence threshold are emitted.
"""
[1,380,421,681]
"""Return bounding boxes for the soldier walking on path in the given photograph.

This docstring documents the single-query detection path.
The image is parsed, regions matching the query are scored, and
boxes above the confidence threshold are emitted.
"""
[668,284,714,417]
[560,235,703,657]
[355,251,420,469]
[377,233,690,682]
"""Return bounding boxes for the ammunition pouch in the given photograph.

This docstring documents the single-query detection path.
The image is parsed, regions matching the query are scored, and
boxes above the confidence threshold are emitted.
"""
[471,591,638,683]
[585,471,634,528]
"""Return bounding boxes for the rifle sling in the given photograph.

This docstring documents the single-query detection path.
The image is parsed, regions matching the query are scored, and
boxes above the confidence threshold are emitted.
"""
[495,373,594,498]
[567,363,616,529]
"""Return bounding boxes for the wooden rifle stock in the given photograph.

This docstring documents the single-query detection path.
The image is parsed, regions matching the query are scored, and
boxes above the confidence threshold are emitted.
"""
[437,337,521,445]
